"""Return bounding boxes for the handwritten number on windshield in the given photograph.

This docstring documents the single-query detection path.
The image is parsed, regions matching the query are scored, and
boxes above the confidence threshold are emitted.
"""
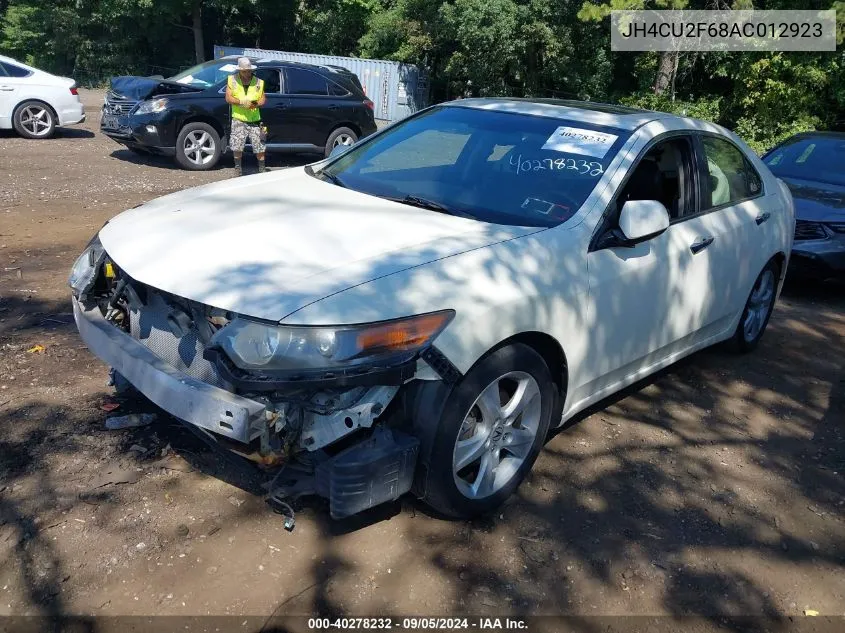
[509,154,603,177]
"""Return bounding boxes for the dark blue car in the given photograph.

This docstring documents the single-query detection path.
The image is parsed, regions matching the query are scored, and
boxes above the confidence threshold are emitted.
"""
[763,131,845,279]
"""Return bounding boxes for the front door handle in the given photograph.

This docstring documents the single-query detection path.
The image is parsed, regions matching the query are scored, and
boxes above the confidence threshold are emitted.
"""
[755,212,771,226]
[690,236,715,254]
[274,103,288,110]
[0,86,14,91]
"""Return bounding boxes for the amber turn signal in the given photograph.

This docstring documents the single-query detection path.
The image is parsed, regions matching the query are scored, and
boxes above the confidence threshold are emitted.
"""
[356,311,455,354]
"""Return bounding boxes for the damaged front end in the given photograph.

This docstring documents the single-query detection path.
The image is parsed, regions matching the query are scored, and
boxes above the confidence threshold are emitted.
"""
[70,238,456,519]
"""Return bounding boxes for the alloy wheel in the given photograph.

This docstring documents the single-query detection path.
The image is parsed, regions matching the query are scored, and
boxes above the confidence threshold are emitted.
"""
[183,130,216,166]
[743,269,775,343]
[332,133,355,148]
[20,105,52,137]
[452,371,542,499]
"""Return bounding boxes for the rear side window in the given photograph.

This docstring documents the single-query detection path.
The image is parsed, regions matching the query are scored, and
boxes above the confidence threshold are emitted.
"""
[284,68,328,96]
[701,136,762,208]
[0,62,30,77]
[328,80,349,96]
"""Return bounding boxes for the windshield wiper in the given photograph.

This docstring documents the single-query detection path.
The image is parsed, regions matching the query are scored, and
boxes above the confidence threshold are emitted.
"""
[398,195,450,212]
[388,195,472,217]
[313,169,347,188]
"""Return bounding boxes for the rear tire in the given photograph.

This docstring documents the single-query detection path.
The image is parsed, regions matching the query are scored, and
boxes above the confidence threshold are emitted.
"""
[729,260,779,353]
[175,122,221,170]
[420,343,555,519]
[324,126,358,158]
[13,100,56,139]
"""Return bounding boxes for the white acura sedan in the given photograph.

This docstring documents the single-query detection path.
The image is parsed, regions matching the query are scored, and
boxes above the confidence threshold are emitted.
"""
[70,99,794,520]
[0,55,85,138]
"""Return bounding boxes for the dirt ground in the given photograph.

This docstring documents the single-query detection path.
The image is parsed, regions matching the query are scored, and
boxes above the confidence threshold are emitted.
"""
[0,93,843,628]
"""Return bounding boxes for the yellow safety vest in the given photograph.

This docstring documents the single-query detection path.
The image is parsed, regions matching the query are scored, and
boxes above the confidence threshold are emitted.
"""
[228,75,264,123]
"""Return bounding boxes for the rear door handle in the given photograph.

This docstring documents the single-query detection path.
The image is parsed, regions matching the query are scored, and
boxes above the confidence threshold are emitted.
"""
[690,236,715,254]
[755,212,771,226]
[0,86,14,91]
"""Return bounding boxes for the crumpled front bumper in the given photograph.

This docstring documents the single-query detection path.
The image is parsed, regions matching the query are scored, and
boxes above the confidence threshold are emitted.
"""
[791,234,845,278]
[72,297,266,444]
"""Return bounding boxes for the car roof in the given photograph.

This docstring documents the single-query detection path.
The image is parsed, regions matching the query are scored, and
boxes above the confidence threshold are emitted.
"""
[0,54,25,66]
[447,97,684,131]
[218,55,349,76]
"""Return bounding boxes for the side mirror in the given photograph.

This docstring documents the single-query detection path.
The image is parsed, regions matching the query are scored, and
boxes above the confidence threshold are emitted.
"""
[618,199,670,243]
[595,199,670,250]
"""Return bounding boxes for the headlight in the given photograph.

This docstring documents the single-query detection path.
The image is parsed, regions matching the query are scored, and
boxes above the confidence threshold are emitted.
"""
[68,235,105,298]
[134,98,168,115]
[211,310,455,372]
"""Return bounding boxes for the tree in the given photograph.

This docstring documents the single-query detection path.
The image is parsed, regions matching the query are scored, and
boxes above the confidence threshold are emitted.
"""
[578,0,689,97]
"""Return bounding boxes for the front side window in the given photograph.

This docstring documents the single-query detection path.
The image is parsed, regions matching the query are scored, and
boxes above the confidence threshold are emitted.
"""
[285,68,329,96]
[701,136,762,209]
[617,137,695,221]
[255,69,281,94]
[316,105,631,228]
[764,135,845,187]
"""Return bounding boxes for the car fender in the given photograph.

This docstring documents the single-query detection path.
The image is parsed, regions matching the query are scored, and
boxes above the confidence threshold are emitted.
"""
[281,222,592,416]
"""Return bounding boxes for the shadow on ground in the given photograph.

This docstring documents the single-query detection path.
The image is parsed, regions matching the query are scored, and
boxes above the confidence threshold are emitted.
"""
[108,149,316,172]
[0,278,843,628]
[0,128,95,140]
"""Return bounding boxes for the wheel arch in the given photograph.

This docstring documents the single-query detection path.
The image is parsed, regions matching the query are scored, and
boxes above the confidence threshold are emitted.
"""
[771,251,787,281]
[486,331,569,403]
[180,115,225,139]
[328,121,361,141]
[13,98,58,123]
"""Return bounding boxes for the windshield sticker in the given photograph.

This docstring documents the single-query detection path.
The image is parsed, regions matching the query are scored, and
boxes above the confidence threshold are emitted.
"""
[509,154,604,177]
[796,144,815,163]
[541,126,618,158]
[521,198,570,216]
[218,64,238,73]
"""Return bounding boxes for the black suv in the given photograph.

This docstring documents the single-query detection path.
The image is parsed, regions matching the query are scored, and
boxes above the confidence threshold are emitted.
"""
[100,56,378,170]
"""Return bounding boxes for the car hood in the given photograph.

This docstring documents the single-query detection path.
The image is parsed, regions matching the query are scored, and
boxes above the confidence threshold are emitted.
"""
[780,176,845,223]
[98,168,541,321]
[108,76,204,101]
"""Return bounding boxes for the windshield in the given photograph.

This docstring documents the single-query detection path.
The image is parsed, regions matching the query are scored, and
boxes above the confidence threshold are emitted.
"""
[317,105,631,227]
[764,135,845,187]
[168,59,243,88]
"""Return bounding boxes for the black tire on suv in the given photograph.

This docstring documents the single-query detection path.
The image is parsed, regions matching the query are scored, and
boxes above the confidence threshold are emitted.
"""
[325,126,358,158]
[175,122,222,171]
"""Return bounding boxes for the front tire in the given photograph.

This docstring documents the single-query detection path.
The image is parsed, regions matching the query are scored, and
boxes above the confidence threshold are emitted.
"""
[13,100,56,139]
[324,127,358,158]
[730,260,779,352]
[175,122,221,170]
[421,343,555,519]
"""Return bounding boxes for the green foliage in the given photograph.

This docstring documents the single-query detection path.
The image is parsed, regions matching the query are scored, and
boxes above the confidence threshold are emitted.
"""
[620,92,723,123]
[0,0,842,149]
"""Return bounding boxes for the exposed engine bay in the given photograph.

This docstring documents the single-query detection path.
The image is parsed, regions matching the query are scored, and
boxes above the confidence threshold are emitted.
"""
[71,252,456,521]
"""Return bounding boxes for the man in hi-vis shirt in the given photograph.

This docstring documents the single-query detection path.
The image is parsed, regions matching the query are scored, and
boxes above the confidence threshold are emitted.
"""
[225,57,267,176]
